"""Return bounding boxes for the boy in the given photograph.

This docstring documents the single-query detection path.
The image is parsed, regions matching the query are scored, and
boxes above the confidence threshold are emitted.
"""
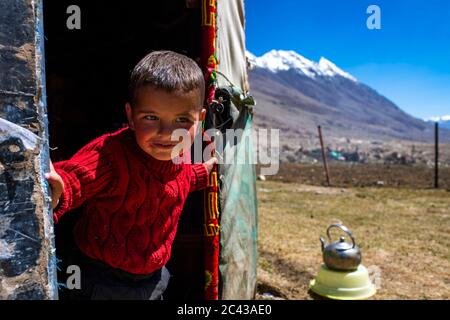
[46,51,217,300]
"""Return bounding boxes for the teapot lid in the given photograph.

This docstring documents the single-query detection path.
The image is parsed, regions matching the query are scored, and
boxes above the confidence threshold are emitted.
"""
[333,237,354,251]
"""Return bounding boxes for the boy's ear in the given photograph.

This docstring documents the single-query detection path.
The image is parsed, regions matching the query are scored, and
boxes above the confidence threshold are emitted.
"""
[125,103,134,130]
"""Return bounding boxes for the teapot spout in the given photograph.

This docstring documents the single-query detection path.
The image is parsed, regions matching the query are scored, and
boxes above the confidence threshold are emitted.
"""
[320,237,326,252]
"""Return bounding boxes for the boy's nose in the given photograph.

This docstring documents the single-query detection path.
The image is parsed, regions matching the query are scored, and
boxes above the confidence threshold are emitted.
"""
[156,123,173,137]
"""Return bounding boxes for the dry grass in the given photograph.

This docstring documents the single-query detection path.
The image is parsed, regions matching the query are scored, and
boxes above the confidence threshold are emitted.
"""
[256,180,450,300]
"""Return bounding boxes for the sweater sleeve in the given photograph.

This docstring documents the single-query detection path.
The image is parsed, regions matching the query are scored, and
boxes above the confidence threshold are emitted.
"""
[52,136,117,223]
[189,163,209,192]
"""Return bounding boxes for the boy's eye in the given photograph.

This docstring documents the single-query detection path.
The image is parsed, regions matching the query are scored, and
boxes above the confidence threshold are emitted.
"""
[143,115,159,121]
[176,117,192,123]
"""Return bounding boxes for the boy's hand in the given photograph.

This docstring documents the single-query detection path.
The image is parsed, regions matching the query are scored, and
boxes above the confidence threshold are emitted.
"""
[203,157,218,174]
[45,160,64,209]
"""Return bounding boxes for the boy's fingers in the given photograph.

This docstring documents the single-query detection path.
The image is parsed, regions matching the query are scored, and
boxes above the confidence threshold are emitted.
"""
[45,172,60,183]
[46,160,63,209]
[207,157,217,164]
[51,198,60,209]
[49,160,55,171]
[203,157,218,174]
[45,171,64,209]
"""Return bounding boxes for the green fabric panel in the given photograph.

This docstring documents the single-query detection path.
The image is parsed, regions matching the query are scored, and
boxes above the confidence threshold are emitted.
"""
[219,114,258,299]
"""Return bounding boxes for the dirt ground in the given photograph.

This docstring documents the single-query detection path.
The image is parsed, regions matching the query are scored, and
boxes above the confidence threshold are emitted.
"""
[262,163,450,189]
[255,165,450,300]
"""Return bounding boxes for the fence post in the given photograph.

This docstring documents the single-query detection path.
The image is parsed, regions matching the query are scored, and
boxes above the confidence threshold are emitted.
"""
[435,122,439,189]
[318,125,331,186]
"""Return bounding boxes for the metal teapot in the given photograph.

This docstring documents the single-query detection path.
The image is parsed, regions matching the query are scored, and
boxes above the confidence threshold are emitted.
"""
[320,224,361,271]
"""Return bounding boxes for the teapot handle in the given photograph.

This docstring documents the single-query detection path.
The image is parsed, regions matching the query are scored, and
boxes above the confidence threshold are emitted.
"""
[326,224,356,248]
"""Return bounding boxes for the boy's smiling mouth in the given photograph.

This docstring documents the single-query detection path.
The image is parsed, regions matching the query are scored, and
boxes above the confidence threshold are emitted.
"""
[150,141,177,149]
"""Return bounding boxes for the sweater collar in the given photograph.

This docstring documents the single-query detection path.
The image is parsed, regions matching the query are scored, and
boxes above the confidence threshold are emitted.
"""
[122,127,184,180]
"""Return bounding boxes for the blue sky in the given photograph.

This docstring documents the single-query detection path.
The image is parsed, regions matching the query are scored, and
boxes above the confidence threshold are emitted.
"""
[245,0,450,119]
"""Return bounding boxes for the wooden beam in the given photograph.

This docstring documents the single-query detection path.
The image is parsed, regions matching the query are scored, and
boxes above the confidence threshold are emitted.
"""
[0,0,57,300]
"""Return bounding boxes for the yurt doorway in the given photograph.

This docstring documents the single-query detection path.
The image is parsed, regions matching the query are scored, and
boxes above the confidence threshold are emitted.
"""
[43,0,206,300]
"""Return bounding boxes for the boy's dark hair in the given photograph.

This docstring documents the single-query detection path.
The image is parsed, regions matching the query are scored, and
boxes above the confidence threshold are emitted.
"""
[128,50,205,108]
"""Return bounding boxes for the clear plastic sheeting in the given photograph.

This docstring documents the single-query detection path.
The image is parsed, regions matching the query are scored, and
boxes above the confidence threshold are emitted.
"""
[218,114,258,300]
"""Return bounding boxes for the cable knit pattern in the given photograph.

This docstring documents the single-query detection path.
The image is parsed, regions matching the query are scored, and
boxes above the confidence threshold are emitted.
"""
[53,127,209,275]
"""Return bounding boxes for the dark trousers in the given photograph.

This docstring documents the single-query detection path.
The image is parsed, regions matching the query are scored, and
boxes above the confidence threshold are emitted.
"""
[58,247,170,300]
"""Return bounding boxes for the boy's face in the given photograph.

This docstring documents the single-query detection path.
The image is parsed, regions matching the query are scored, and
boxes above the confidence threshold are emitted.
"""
[126,86,206,161]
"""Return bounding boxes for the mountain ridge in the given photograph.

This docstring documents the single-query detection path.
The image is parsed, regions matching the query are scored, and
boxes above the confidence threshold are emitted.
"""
[248,50,450,144]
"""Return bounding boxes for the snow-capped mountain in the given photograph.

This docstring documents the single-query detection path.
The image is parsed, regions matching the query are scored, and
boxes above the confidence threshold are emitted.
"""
[247,49,450,143]
[424,115,450,129]
[247,50,357,82]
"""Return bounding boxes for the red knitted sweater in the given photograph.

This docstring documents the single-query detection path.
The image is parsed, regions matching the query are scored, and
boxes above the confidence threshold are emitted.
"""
[53,127,209,275]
